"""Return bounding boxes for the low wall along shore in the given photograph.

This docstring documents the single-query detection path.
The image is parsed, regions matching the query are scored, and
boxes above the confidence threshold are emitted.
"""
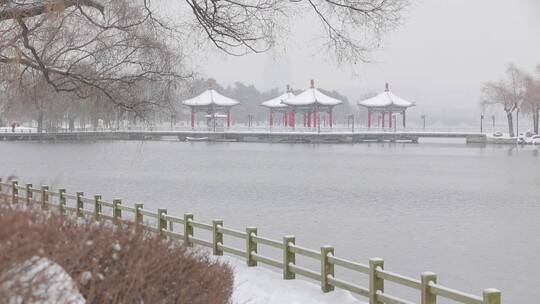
[0,130,489,144]
[0,178,502,304]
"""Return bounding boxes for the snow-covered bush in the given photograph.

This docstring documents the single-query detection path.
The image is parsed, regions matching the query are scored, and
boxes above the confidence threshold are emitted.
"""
[0,202,233,303]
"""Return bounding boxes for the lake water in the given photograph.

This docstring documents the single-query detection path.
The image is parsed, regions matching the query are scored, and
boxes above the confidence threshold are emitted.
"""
[1,140,538,303]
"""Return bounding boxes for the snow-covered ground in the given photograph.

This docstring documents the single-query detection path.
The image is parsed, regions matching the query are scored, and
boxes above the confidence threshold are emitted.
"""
[224,256,365,304]
[0,126,37,133]
[3,254,363,304]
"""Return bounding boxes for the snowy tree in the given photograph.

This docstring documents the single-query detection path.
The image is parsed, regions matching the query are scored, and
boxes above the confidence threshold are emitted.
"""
[523,64,540,134]
[481,64,527,137]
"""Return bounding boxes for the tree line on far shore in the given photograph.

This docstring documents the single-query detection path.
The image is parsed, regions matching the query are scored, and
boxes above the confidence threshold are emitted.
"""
[482,63,540,137]
[0,77,356,132]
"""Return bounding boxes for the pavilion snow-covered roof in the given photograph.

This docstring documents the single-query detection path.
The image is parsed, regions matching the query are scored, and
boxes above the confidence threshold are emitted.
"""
[182,89,240,107]
[283,81,343,107]
[358,84,415,108]
[261,92,295,108]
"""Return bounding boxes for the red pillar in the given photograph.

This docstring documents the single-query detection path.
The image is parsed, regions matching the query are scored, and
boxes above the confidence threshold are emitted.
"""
[313,108,317,128]
[288,110,293,127]
[191,110,195,129]
[367,110,372,129]
[270,111,274,127]
[329,108,333,128]
[288,111,292,127]
[291,110,296,128]
[307,111,311,127]
[389,110,393,128]
[382,112,385,128]
[303,113,306,127]
[227,110,231,128]
[284,112,288,127]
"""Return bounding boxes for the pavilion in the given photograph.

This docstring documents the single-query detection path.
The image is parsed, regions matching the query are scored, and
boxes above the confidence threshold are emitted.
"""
[261,86,295,127]
[357,83,415,129]
[182,84,240,129]
[282,80,343,129]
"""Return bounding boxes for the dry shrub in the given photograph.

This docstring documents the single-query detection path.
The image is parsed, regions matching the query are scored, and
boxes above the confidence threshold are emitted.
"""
[0,201,233,303]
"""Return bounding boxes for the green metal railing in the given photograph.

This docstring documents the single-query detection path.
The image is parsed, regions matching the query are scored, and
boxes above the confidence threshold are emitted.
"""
[0,178,501,304]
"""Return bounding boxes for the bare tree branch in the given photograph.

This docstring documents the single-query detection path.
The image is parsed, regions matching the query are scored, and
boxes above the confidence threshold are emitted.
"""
[0,0,104,21]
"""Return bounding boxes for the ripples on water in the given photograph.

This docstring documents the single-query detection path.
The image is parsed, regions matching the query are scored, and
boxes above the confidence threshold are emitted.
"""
[0,140,538,303]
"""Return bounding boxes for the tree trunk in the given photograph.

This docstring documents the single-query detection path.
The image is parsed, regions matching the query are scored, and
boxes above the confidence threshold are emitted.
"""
[533,107,540,134]
[37,111,44,133]
[69,117,75,131]
[506,110,515,137]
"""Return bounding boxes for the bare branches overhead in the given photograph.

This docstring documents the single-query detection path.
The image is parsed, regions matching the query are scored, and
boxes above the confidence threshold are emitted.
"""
[0,0,408,118]
[0,0,104,22]
[184,0,407,62]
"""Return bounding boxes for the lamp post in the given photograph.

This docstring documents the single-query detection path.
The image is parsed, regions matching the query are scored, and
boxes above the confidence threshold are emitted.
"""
[247,113,255,128]
[480,114,484,133]
[516,108,520,137]
[347,114,355,133]
[317,112,321,134]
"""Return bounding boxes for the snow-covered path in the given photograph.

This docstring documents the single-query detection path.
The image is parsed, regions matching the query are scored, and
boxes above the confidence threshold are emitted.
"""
[223,256,365,304]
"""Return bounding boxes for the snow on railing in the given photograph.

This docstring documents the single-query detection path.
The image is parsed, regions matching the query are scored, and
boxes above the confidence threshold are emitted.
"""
[0,179,502,304]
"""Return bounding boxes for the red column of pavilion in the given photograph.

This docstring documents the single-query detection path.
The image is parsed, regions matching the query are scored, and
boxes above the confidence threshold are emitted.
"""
[288,111,292,127]
[389,110,393,128]
[191,109,195,129]
[329,107,333,128]
[367,110,372,129]
[313,108,317,128]
[382,112,385,128]
[227,110,231,128]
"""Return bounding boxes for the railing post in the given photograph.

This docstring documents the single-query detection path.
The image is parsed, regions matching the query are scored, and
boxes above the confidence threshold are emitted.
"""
[369,258,384,304]
[212,219,224,256]
[421,272,437,304]
[246,227,257,266]
[113,199,122,223]
[158,208,167,236]
[135,203,143,225]
[321,245,335,292]
[283,235,295,280]
[184,213,194,246]
[94,195,102,220]
[76,192,84,217]
[11,180,18,204]
[59,189,66,213]
[26,184,32,205]
[41,185,49,210]
[483,288,501,304]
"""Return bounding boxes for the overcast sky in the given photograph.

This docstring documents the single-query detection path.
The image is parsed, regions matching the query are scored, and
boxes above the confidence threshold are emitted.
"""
[197,0,540,125]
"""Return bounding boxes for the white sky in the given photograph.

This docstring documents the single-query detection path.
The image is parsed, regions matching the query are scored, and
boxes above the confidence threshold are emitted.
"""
[195,0,540,125]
